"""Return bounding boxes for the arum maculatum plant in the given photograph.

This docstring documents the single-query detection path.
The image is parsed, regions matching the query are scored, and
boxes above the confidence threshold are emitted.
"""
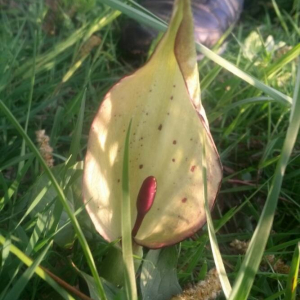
[83,0,222,250]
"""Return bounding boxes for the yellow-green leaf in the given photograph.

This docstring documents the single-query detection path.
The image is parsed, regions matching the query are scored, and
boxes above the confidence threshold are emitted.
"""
[83,0,222,249]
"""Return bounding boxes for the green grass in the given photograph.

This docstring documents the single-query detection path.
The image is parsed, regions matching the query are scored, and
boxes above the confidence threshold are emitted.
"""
[0,0,299,299]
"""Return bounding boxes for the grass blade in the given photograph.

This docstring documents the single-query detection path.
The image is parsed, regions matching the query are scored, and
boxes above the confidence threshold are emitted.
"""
[19,29,37,172]
[0,100,107,300]
[68,89,86,166]
[202,137,232,298]
[265,43,300,78]
[284,243,300,300]
[271,0,289,35]
[98,0,167,31]
[0,235,75,300]
[0,158,32,210]
[121,119,137,300]
[3,242,52,300]
[229,62,300,300]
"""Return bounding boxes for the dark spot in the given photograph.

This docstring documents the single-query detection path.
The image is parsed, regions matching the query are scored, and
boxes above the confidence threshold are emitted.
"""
[149,89,152,92]
[182,198,187,203]
[158,124,162,130]
[117,179,120,183]
[167,112,170,115]
[190,165,196,172]
[123,130,126,133]
[172,158,176,162]
[146,112,149,115]
[173,84,176,87]
[139,137,144,141]
[139,164,143,169]
[173,140,177,145]
[190,138,193,141]
[170,96,173,100]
